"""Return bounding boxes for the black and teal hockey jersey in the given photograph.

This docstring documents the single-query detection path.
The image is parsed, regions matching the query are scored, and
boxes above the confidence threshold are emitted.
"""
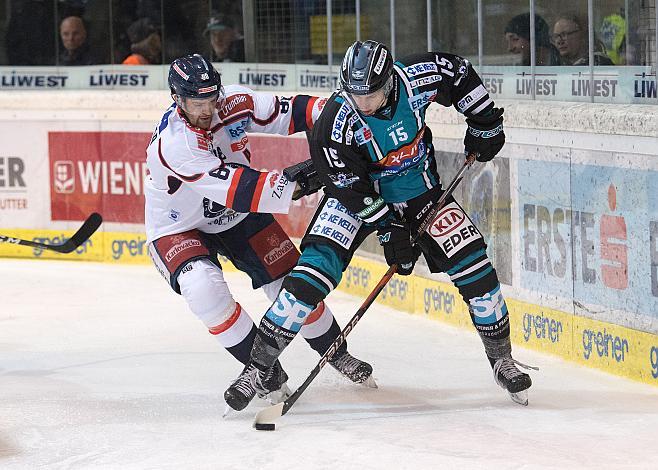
[309,51,495,225]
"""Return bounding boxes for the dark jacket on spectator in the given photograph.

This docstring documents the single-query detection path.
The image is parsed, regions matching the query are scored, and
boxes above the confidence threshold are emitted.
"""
[59,42,97,66]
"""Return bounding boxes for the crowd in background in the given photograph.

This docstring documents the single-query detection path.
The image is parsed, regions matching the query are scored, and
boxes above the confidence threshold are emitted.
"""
[0,0,636,67]
[2,0,245,66]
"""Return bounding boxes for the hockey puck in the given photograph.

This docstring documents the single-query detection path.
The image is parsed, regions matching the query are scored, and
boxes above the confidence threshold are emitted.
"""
[254,423,276,431]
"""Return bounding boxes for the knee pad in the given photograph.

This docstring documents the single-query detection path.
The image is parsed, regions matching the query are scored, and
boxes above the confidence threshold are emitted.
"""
[177,259,236,328]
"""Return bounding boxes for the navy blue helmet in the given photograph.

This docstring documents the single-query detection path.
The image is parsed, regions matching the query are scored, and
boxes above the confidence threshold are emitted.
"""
[168,54,222,99]
[340,40,393,95]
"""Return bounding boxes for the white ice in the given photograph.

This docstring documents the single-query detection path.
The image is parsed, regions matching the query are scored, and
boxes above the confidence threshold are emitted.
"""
[1,259,657,470]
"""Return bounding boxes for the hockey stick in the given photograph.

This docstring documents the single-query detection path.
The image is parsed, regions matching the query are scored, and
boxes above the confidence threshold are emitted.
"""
[0,213,103,254]
[254,154,477,428]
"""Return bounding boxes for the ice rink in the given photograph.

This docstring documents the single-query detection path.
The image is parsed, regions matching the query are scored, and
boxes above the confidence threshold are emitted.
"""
[1,259,657,470]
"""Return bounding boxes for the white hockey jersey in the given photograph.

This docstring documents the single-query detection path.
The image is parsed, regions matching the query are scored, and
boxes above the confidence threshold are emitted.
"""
[145,84,325,243]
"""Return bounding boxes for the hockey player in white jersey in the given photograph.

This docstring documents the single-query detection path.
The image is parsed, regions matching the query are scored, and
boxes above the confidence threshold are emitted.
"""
[145,54,374,407]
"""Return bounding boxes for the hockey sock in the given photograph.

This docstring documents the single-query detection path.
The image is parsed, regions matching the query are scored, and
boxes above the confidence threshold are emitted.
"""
[466,284,512,361]
[299,302,347,357]
[208,302,258,365]
[222,324,257,365]
[250,288,315,370]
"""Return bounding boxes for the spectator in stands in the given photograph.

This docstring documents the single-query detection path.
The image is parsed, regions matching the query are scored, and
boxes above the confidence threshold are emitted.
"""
[122,18,162,65]
[58,15,96,65]
[205,13,245,63]
[599,13,627,65]
[551,13,613,65]
[504,13,560,66]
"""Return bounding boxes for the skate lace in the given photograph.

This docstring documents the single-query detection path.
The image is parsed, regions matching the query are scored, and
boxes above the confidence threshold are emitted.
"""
[492,357,539,388]
[329,352,361,375]
[231,364,268,398]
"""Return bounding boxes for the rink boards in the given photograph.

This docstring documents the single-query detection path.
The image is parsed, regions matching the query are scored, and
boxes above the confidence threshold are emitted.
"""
[1,226,657,387]
[0,92,657,387]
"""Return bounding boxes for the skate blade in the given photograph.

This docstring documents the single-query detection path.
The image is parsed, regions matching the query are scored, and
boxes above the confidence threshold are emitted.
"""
[222,404,234,418]
[509,390,528,406]
[362,375,378,389]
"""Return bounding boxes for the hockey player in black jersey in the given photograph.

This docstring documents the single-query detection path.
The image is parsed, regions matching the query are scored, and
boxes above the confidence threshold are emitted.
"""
[225,40,535,411]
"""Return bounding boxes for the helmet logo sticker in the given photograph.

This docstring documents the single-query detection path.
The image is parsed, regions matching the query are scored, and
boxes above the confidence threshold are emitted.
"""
[198,85,218,94]
[173,63,189,81]
[373,49,388,74]
[201,72,209,80]
[352,69,365,80]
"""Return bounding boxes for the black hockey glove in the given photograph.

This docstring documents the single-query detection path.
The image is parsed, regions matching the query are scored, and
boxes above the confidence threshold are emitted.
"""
[377,220,420,276]
[464,107,505,162]
[284,159,323,200]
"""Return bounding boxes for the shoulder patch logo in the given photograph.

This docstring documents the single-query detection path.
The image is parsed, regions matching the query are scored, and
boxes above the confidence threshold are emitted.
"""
[404,62,439,77]
[331,104,350,143]
[220,94,251,118]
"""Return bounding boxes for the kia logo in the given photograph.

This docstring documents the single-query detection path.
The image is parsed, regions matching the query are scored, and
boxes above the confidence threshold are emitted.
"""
[429,207,464,237]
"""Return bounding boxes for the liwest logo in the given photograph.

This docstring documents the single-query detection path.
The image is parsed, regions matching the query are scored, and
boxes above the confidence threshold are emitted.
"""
[89,72,148,87]
[582,328,629,362]
[238,71,286,87]
[0,72,67,88]
[634,74,657,98]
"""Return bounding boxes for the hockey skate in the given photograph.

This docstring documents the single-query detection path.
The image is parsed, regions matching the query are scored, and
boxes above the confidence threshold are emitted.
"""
[491,356,537,406]
[258,360,291,405]
[224,360,290,413]
[329,350,377,388]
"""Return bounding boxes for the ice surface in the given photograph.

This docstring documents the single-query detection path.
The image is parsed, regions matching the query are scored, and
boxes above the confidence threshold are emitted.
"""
[1,260,657,469]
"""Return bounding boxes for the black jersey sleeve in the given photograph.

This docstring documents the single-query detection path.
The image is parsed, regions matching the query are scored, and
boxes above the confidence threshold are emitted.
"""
[397,52,495,118]
[308,96,392,225]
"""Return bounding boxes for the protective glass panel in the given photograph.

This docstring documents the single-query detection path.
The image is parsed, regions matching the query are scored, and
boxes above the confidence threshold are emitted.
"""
[159,0,209,64]
[112,0,164,65]
[394,0,427,58]
[430,0,478,65]
[207,0,244,63]
[483,0,530,66]
[360,0,391,53]
[55,0,111,66]
[3,0,57,65]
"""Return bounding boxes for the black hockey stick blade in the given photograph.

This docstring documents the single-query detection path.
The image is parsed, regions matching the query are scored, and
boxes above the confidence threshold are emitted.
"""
[0,212,103,254]
[254,155,476,428]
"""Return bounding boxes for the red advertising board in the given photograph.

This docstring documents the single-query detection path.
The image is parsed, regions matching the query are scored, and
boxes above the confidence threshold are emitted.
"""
[49,132,151,223]
[49,132,317,233]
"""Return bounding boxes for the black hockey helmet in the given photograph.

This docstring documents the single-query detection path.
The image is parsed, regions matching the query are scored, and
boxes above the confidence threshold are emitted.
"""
[168,54,222,99]
[340,40,393,95]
